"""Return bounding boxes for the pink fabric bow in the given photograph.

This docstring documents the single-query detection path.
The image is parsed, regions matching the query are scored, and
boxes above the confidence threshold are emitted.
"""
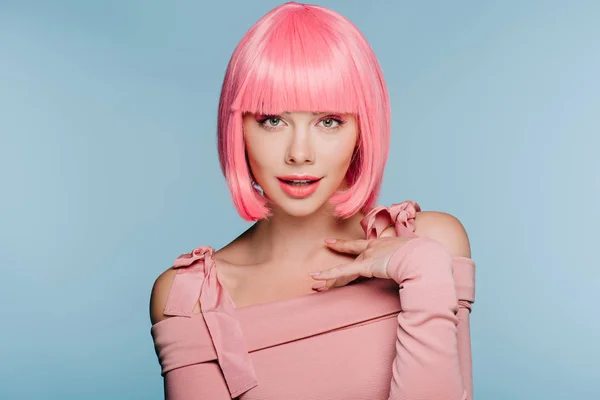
[360,200,421,239]
[172,245,214,269]
[170,246,258,398]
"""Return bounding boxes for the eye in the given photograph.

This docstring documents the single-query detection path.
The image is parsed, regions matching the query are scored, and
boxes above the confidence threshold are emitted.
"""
[322,118,335,128]
[266,117,281,126]
[318,116,346,130]
[257,115,284,130]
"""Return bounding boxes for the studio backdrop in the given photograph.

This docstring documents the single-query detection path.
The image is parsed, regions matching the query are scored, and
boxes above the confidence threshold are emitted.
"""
[1,1,598,399]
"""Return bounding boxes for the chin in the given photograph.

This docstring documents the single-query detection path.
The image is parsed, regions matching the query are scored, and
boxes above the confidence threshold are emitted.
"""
[266,191,333,218]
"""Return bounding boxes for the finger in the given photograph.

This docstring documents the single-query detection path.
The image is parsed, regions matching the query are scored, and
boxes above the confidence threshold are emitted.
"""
[330,274,361,289]
[310,258,375,281]
[325,238,369,255]
[311,280,331,291]
[311,255,390,281]
[312,274,359,292]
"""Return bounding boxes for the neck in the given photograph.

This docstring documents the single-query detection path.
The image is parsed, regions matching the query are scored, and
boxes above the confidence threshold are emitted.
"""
[246,204,365,265]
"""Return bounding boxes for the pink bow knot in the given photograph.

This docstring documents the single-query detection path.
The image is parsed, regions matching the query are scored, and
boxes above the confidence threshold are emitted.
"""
[172,246,215,269]
[360,200,421,239]
[387,201,420,235]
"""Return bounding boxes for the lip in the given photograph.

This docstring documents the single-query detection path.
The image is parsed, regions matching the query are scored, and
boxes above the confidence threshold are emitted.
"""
[277,175,322,181]
[276,175,323,199]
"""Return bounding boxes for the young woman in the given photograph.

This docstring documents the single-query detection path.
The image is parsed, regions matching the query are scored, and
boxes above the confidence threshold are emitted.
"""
[149,2,476,399]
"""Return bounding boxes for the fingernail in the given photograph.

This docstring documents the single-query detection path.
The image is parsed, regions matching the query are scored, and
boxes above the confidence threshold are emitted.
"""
[324,238,337,244]
[312,281,327,290]
[309,271,321,276]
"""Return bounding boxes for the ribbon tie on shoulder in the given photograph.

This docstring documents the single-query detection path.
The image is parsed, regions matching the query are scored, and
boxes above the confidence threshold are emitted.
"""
[361,201,476,309]
[172,245,214,269]
[361,200,421,239]
[164,246,258,398]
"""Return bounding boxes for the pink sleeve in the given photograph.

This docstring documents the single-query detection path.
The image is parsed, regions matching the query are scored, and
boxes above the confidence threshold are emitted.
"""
[163,362,231,400]
[361,201,475,399]
[454,256,475,399]
[385,237,472,400]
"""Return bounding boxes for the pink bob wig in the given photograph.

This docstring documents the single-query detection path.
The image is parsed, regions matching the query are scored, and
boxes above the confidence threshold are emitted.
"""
[217,2,391,221]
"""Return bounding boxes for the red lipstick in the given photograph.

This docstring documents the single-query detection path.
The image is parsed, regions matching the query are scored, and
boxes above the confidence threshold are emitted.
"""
[276,175,322,199]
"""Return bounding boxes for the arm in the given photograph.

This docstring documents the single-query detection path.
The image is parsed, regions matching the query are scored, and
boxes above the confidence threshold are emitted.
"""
[150,269,231,400]
[453,257,475,400]
[414,211,474,399]
[316,204,476,399]
[163,363,232,400]
[386,212,474,400]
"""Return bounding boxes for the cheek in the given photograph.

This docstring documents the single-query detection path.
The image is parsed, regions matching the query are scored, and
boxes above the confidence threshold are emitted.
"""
[320,135,357,170]
[244,132,283,182]
[246,139,280,170]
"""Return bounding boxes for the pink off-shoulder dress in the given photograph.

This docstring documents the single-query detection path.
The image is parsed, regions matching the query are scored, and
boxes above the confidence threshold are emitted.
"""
[150,201,476,399]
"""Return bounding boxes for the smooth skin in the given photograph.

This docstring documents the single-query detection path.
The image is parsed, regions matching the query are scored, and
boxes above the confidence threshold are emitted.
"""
[150,112,470,321]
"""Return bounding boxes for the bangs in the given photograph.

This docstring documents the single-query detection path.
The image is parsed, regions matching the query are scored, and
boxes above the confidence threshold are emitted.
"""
[231,10,361,115]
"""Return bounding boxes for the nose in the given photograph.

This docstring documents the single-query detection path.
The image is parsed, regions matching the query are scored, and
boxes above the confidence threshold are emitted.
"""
[285,127,315,165]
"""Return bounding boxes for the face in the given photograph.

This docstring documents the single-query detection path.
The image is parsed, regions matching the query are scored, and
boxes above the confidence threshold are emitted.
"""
[243,111,358,217]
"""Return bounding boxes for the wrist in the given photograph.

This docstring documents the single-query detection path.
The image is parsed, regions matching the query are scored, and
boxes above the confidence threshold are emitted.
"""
[385,237,450,282]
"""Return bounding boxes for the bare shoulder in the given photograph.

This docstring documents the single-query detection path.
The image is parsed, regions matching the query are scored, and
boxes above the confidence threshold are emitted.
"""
[149,268,178,326]
[413,210,471,258]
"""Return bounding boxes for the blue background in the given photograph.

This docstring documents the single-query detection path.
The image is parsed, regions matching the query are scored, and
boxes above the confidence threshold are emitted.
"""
[1,1,598,399]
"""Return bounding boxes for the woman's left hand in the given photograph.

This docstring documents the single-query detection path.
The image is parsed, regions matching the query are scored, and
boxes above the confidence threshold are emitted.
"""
[310,236,414,291]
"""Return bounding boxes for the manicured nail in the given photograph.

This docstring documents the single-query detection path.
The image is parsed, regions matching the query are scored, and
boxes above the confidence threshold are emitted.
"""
[324,238,337,244]
[312,281,327,290]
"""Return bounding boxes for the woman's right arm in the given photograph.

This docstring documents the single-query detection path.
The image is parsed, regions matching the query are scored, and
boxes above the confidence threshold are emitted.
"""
[150,269,232,400]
